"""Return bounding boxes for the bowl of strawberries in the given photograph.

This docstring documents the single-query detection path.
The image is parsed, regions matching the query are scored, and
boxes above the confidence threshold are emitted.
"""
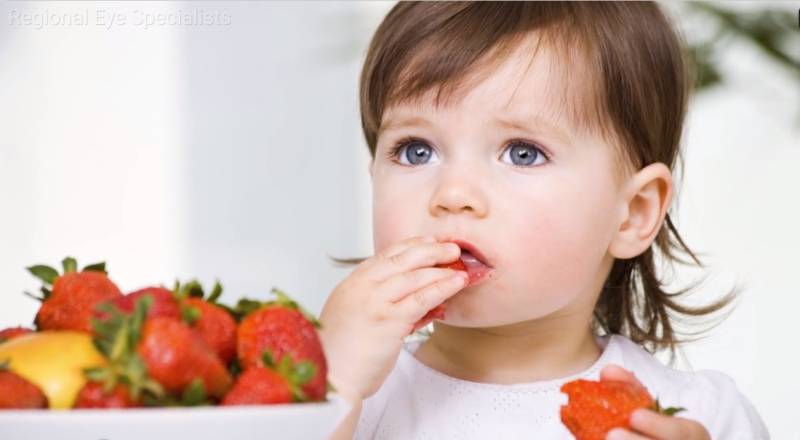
[0,257,351,440]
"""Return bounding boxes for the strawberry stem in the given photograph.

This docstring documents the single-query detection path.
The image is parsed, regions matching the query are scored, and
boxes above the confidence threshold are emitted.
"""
[62,257,78,274]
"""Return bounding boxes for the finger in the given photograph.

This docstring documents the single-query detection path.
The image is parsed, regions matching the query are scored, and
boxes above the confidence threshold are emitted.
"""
[379,267,463,303]
[629,409,709,440]
[366,241,462,282]
[606,428,650,440]
[356,236,436,274]
[376,235,437,260]
[394,270,469,324]
[600,364,640,385]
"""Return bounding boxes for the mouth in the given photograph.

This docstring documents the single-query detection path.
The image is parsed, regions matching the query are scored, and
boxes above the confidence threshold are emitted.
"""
[450,239,494,285]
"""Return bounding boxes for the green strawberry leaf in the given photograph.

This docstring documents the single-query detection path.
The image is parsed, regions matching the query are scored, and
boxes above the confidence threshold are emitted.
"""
[181,379,208,406]
[82,262,107,274]
[271,288,321,329]
[228,358,243,378]
[292,361,316,386]
[653,398,686,416]
[26,265,59,285]
[22,290,44,302]
[207,281,223,303]
[662,407,686,416]
[88,295,165,402]
[179,280,206,299]
[262,349,276,368]
[232,298,264,320]
[83,367,111,383]
[181,305,202,325]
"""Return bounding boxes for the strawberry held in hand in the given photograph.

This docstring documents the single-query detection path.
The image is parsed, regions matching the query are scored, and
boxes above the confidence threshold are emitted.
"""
[411,258,468,333]
[26,257,122,333]
[236,288,328,401]
[560,376,684,440]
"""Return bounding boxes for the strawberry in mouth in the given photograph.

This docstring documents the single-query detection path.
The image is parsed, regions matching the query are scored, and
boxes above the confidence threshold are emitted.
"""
[450,240,493,286]
[410,240,494,334]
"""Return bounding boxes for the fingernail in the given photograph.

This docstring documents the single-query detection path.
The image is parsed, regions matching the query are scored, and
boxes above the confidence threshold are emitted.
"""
[453,273,467,283]
[606,428,625,440]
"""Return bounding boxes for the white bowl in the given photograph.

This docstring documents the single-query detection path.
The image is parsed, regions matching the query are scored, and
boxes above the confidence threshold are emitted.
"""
[0,394,352,440]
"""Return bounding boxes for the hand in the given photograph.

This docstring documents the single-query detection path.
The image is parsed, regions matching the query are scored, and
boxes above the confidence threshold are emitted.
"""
[601,365,710,440]
[318,235,468,403]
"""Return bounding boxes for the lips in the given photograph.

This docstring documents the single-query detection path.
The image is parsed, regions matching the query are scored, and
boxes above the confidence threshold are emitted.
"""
[450,240,493,285]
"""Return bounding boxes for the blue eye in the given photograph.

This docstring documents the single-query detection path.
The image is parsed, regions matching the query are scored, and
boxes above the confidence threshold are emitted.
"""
[387,137,549,167]
[389,138,438,166]
[501,141,548,167]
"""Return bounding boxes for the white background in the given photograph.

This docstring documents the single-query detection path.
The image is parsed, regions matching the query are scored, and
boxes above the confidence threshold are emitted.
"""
[0,2,797,438]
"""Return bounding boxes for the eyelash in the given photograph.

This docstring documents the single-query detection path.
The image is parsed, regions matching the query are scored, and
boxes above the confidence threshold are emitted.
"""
[386,136,551,167]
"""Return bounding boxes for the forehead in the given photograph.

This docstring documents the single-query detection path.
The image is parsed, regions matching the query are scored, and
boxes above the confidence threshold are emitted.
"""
[380,34,593,137]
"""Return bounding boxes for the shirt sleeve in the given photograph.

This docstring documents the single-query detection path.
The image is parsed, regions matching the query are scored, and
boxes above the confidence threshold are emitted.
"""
[679,370,770,440]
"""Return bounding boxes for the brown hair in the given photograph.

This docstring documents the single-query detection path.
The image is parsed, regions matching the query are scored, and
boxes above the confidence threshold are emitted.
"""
[339,1,737,358]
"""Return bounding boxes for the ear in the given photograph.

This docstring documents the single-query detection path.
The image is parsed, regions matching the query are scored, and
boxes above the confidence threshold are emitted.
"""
[608,163,673,259]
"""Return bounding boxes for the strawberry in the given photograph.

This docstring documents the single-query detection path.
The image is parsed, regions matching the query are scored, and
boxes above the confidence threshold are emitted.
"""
[92,294,232,403]
[173,280,237,365]
[183,298,237,364]
[235,289,328,401]
[411,258,468,333]
[137,317,232,399]
[94,286,181,325]
[560,378,685,440]
[26,257,122,333]
[89,296,166,405]
[0,360,48,409]
[222,351,315,405]
[113,287,182,320]
[73,381,140,409]
[0,327,34,344]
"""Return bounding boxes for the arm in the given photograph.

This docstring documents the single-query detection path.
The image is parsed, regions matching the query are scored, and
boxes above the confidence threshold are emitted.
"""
[319,236,467,439]
[329,397,363,440]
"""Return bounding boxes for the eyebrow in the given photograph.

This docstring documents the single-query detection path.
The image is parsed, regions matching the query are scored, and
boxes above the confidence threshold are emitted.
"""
[379,112,572,142]
[494,114,572,142]
[378,115,433,135]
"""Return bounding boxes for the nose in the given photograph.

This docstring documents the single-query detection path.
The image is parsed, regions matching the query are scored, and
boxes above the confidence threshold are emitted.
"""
[428,165,489,218]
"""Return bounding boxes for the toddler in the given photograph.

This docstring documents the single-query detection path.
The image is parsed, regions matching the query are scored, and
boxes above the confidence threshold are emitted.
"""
[319,2,768,439]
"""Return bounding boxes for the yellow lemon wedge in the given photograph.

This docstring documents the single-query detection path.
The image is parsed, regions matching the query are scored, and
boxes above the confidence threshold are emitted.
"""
[0,331,107,409]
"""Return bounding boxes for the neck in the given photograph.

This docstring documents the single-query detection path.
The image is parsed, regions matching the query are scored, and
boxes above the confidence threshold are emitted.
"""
[416,316,602,385]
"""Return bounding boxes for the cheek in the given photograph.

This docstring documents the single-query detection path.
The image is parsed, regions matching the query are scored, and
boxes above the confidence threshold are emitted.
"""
[371,175,426,254]
[499,170,619,305]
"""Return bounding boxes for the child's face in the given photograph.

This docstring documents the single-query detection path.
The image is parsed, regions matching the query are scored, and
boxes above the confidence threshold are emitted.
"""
[370,39,625,328]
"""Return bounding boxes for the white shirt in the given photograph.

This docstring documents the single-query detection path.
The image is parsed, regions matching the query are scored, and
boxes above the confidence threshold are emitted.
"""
[354,334,769,439]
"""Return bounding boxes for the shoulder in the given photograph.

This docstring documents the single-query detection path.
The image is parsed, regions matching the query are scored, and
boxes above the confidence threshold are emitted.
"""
[610,335,770,440]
